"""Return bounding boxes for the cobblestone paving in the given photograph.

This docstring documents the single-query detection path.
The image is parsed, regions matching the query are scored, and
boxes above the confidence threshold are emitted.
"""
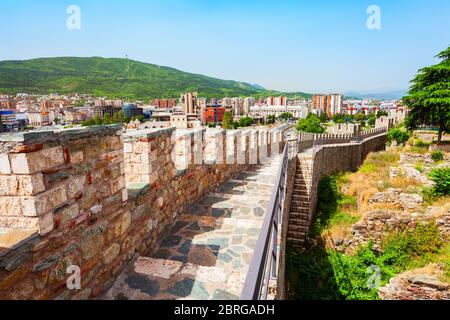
[104,155,281,300]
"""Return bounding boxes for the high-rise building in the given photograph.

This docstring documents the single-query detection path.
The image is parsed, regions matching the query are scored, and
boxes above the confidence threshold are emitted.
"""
[243,97,254,114]
[94,105,123,118]
[181,92,198,114]
[203,107,225,124]
[123,103,144,119]
[327,94,343,116]
[151,99,177,109]
[266,96,288,106]
[313,94,343,116]
[312,94,327,112]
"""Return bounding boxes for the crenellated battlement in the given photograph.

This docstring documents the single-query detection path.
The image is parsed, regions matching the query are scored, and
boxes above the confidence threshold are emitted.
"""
[0,125,126,236]
[0,124,288,300]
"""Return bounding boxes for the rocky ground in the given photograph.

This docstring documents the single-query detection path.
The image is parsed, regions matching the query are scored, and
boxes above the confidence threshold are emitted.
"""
[330,139,449,300]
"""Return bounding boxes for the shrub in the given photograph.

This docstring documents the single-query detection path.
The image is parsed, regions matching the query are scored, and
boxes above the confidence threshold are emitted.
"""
[238,116,254,127]
[297,113,325,133]
[429,167,450,197]
[222,112,233,129]
[287,223,444,300]
[431,150,444,162]
[387,127,411,146]
[414,139,431,149]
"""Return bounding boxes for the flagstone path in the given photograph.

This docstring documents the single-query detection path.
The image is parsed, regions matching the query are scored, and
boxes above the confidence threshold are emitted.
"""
[104,155,282,300]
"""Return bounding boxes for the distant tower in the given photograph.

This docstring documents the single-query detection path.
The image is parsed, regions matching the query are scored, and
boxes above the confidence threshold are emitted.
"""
[125,54,130,79]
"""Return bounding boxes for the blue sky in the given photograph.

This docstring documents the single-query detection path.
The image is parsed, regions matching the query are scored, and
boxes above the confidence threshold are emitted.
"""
[0,0,449,93]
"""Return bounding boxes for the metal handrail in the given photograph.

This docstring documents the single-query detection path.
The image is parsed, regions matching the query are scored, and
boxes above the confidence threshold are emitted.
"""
[240,143,289,300]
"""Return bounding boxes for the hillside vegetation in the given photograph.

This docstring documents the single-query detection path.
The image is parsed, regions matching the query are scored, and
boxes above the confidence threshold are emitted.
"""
[0,57,311,100]
[287,132,450,300]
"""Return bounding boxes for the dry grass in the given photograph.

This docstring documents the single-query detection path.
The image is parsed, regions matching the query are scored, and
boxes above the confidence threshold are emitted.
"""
[430,196,450,218]
[339,151,400,218]
[387,176,422,189]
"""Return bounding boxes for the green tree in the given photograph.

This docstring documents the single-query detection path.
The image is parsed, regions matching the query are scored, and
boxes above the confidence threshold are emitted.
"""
[266,115,276,124]
[354,113,366,127]
[387,125,411,146]
[296,113,325,133]
[134,115,145,123]
[238,116,254,127]
[319,113,329,123]
[278,112,293,121]
[103,113,112,125]
[93,115,103,126]
[403,46,450,142]
[222,112,233,129]
[343,115,353,123]
[368,114,377,126]
[332,114,344,123]
[377,111,389,118]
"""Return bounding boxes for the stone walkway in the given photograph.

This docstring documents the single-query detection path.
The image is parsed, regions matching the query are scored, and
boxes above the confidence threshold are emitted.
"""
[104,155,282,300]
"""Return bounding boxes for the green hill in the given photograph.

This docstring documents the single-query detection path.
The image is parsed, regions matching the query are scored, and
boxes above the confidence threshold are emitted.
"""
[0,57,311,100]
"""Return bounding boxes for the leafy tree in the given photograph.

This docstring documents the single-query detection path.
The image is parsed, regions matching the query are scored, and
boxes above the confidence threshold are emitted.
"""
[238,116,254,127]
[319,113,329,123]
[343,115,353,123]
[266,115,276,124]
[54,117,61,125]
[387,126,410,146]
[296,113,325,133]
[377,111,389,118]
[103,113,112,125]
[222,111,233,129]
[368,115,377,126]
[278,112,293,121]
[93,115,103,126]
[332,114,344,123]
[134,115,145,123]
[403,46,450,142]
[353,113,366,127]
[353,113,366,122]
[429,167,450,197]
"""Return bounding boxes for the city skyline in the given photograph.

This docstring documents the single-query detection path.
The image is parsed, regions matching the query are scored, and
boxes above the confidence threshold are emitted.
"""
[1,1,449,94]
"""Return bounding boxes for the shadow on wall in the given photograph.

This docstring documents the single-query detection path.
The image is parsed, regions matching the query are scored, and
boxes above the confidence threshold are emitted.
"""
[285,175,343,300]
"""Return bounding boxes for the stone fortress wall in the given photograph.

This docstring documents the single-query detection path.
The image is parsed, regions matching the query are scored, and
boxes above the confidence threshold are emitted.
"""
[306,133,388,228]
[0,125,288,300]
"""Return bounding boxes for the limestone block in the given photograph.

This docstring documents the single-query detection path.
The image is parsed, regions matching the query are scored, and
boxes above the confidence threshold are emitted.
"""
[226,130,240,165]
[249,130,259,165]
[110,136,123,150]
[111,176,125,194]
[122,189,128,202]
[0,173,45,196]
[57,203,79,225]
[70,151,84,164]
[0,197,31,217]
[38,212,54,235]
[259,130,268,164]
[123,143,133,154]
[103,243,121,265]
[10,147,64,174]
[99,150,123,165]
[193,129,203,165]
[0,216,39,229]
[0,154,11,174]
[175,130,192,170]
[204,129,224,165]
[67,175,86,199]
[32,185,68,217]
[238,131,250,165]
